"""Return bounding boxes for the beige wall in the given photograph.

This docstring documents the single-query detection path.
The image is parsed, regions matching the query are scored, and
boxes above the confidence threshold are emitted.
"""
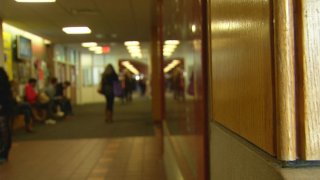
[210,122,283,180]
[210,122,320,180]
[79,86,105,104]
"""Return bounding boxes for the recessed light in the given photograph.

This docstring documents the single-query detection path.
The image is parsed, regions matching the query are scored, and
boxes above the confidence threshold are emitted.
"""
[89,46,102,51]
[124,41,140,46]
[163,52,173,57]
[15,0,55,2]
[165,40,180,45]
[81,42,97,47]
[164,44,177,49]
[95,50,103,54]
[131,52,142,57]
[191,24,197,33]
[127,46,140,51]
[163,49,174,53]
[62,27,91,34]
[128,46,141,51]
[44,39,51,45]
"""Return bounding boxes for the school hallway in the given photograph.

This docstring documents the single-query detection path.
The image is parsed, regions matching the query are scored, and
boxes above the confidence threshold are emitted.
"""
[0,97,166,180]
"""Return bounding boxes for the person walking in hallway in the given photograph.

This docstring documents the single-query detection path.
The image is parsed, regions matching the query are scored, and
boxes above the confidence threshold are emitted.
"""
[0,68,15,163]
[99,64,119,123]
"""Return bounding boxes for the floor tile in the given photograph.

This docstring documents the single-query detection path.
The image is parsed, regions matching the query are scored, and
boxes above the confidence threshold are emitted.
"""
[0,98,167,180]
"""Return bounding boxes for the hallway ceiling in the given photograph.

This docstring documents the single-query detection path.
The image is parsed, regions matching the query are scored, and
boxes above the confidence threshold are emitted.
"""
[0,0,152,44]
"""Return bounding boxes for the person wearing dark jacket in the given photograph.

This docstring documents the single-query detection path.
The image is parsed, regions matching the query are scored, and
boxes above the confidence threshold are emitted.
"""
[55,81,73,116]
[0,67,15,163]
[99,64,119,122]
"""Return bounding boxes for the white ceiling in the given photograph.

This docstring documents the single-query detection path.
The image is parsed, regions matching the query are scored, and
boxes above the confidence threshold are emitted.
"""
[0,0,152,44]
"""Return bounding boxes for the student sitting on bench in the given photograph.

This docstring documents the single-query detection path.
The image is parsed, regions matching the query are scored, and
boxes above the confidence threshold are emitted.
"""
[25,78,56,125]
[55,81,73,116]
[11,80,35,132]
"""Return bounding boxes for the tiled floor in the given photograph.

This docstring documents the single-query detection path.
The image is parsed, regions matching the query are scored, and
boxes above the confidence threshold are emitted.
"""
[0,97,166,180]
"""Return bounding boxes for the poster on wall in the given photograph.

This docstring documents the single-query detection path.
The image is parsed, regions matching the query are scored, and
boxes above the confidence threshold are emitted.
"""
[33,59,49,89]
[34,59,44,80]
[3,31,13,80]
[17,62,31,84]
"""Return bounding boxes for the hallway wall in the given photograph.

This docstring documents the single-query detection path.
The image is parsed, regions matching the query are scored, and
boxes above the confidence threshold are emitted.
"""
[162,0,208,179]
[1,23,49,88]
[158,0,320,178]
[208,0,320,179]
[0,19,4,67]
[208,0,284,179]
[296,0,320,160]
[210,0,274,155]
[210,123,283,180]
[78,53,106,104]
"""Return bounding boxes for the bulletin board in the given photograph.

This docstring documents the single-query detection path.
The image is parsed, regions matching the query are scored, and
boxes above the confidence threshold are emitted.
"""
[3,31,13,80]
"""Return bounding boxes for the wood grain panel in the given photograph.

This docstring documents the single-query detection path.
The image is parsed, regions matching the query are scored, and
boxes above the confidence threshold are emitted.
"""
[210,0,275,155]
[297,0,320,160]
[273,0,297,160]
[151,0,165,122]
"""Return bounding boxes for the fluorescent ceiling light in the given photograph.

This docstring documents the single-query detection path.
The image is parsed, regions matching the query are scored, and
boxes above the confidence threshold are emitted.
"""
[82,42,97,47]
[44,39,51,45]
[127,45,140,50]
[122,61,139,74]
[124,41,140,46]
[15,0,55,2]
[165,40,180,45]
[163,47,175,53]
[62,27,91,34]
[122,61,130,66]
[131,54,142,59]
[164,44,177,49]
[89,46,102,51]
[163,52,172,57]
[172,60,180,64]
[191,24,197,33]
[128,49,141,53]
[131,52,142,56]
[164,60,181,73]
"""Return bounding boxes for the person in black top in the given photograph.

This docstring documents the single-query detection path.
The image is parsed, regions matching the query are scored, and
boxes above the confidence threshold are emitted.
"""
[99,64,119,122]
[0,67,15,163]
[55,81,73,116]
[138,79,146,96]
[124,71,134,102]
